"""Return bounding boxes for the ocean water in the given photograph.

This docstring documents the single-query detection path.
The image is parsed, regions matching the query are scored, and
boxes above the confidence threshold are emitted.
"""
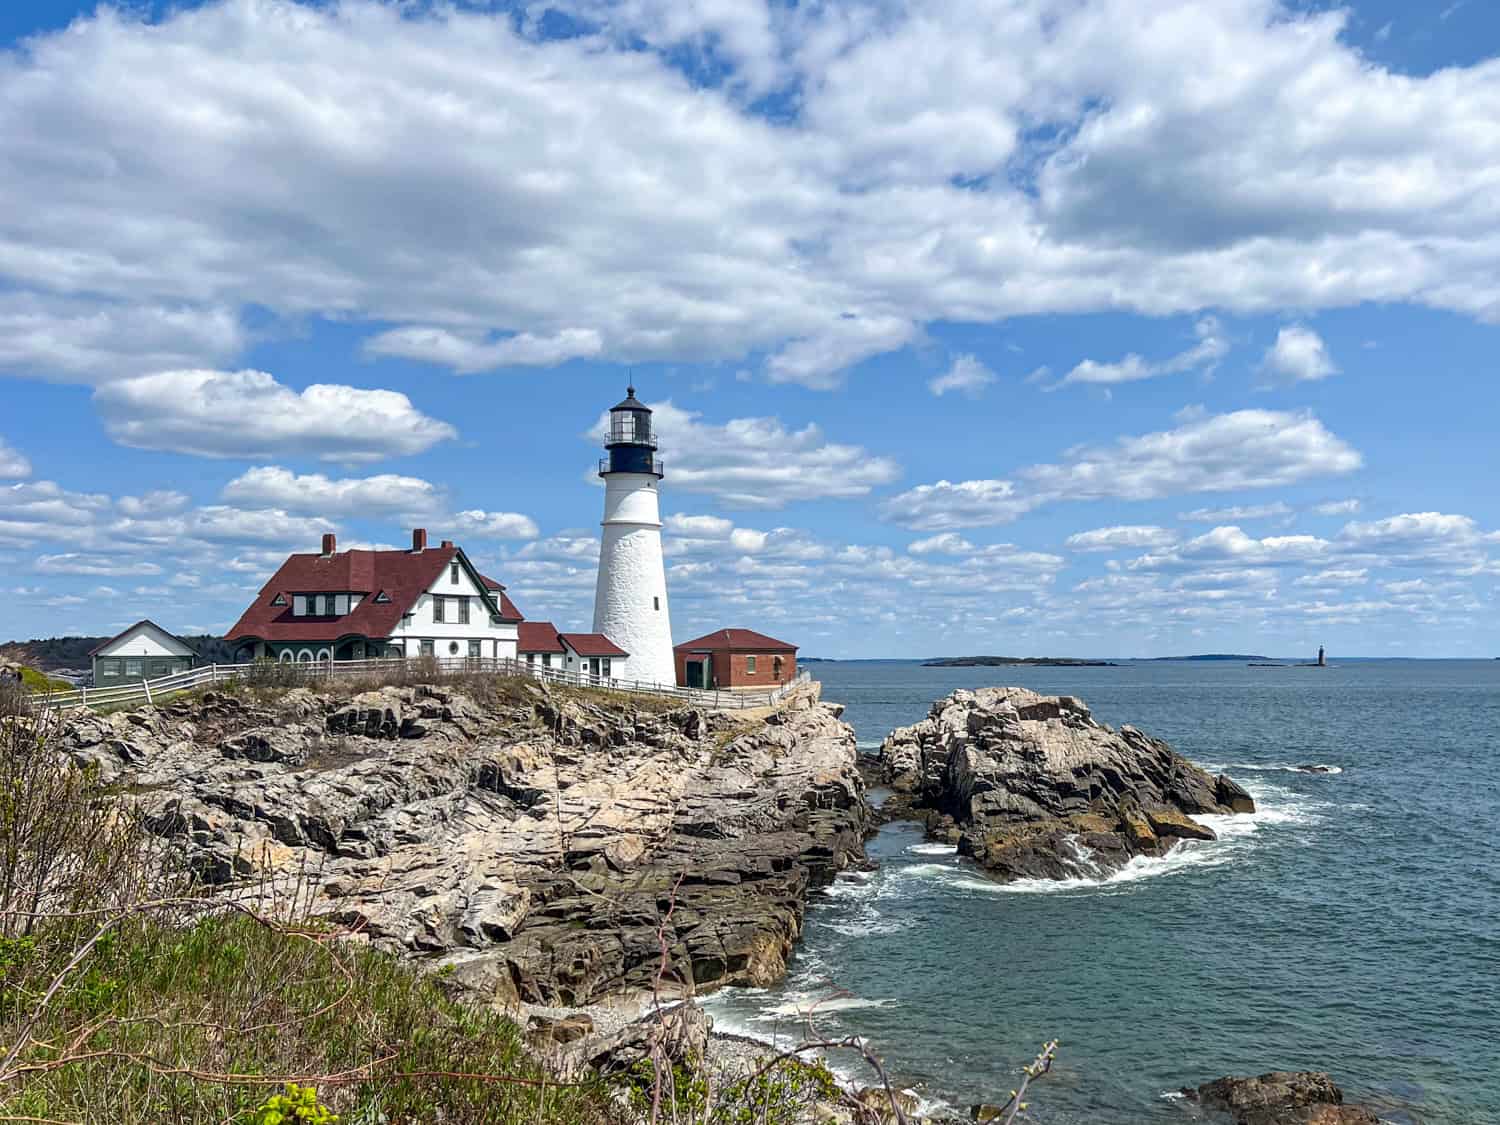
[702,660,1500,1124]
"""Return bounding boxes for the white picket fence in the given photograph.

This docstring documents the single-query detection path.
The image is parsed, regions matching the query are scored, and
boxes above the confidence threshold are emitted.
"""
[32,657,813,714]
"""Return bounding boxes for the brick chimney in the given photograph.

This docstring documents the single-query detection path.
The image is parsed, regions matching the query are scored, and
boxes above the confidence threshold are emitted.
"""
[440,539,454,549]
[320,532,336,557]
[411,528,427,552]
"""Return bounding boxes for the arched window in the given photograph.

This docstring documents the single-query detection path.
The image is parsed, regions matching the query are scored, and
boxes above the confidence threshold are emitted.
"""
[278,650,294,664]
[297,649,314,664]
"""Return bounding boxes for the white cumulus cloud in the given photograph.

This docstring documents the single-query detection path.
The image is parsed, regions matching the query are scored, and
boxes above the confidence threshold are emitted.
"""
[1263,325,1338,383]
[882,408,1362,530]
[928,355,997,397]
[93,369,457,463]
[223,466,443,517]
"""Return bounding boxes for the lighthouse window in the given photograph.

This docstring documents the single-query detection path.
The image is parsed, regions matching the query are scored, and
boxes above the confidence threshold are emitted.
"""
[653,597,660,610]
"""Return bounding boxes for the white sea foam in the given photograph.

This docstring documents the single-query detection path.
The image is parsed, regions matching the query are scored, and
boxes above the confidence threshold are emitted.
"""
[906,842,960,856]
[1200,761,1344,775]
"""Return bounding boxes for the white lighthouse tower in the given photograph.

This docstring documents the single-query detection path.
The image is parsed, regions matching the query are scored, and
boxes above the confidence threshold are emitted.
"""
[592,387,675,685]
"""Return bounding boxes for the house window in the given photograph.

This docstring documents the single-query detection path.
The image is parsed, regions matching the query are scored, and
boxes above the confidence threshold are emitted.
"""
[335,594,350,615]
[774,655,784,679]
[542,653,552,668]
[468,640,481,658]
[450,562,460,585]
[525,653,535,665]
[293,595,308,616]
[420,640,435,657]
[271,593,287,607]
[432,596,446,623]
[374,592,390,603]
[602,658,612,677]
[746,655,757,674]
[448,641,460,656]
[125,659,142,677]
[457,597,470,625]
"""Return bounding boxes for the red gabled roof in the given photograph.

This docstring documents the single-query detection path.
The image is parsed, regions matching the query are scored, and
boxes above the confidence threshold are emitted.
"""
[559,633,628,657]
[674,628,797,653]
[88,619,197,658]
[517,621,566,654]
[479,575,524,623]
[227,546,514,643]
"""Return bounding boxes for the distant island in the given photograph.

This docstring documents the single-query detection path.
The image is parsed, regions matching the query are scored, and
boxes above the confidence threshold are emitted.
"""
[922,656,1119,667]
[1143,654,1270,662]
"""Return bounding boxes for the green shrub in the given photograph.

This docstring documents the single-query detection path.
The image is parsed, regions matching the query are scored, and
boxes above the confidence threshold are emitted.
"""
[251,1083,338,1124]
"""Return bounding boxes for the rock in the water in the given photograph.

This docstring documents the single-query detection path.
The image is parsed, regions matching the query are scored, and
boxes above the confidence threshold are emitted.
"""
[1188,1071,1382,1125]
[1217,773,1258,812]
[877,688,1255,882]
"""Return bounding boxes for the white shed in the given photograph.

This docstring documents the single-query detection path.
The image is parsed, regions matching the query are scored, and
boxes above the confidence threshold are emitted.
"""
[90,620,198,685]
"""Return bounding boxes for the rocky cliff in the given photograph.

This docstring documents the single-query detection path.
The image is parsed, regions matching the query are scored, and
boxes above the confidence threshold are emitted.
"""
[56,678,867,1006]
[878,687,1255,881]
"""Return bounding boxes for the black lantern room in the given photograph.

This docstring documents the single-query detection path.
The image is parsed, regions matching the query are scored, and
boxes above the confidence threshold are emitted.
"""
[600,386,663,477]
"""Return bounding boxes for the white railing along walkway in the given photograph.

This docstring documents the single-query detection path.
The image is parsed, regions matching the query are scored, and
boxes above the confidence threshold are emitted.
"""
[33,657,813,714]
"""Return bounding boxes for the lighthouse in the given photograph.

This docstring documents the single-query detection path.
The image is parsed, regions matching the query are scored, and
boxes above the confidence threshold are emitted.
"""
[592,387,675,685]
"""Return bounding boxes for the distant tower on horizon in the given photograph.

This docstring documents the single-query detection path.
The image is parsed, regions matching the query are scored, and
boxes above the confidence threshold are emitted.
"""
[1317,645,1327,667]
[592,386,676,685]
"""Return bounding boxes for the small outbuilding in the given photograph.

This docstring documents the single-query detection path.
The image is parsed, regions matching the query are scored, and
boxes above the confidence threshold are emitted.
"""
[89,620,198,685]
[674,628,797,690]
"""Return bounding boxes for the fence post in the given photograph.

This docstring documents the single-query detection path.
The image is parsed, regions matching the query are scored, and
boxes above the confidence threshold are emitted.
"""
[141,677,153,706]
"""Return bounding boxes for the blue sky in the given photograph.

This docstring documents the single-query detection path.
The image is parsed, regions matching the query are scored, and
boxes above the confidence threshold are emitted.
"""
[1,0,1497,659]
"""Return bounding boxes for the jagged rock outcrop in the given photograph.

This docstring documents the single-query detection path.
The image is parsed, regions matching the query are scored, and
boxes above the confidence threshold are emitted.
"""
[1187,1071,1383,1124]
[878,687,1254,881]
[54,679,866,1005]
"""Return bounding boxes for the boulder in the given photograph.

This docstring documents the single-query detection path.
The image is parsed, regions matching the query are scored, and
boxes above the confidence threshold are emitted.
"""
[853,1086,921,1122]
[878,688,1253,883]
[527,1012,594,1046]
[1145,808,1217,841]
[1216,773,1258,813]
[1188,1071,1382,1125]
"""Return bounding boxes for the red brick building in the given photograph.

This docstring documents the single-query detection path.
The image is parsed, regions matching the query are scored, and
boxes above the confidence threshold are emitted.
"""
[674,628,797,690]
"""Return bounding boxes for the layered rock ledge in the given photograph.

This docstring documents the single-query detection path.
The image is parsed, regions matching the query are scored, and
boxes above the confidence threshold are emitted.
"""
[55,678,867,1006]
[877,687,1255,881]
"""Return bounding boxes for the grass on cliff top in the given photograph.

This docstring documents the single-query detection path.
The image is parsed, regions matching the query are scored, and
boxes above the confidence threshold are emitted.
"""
[17,665,72,693]
[0,911,621,1125]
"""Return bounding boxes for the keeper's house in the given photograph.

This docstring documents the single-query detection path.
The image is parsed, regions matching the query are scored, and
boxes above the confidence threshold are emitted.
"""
[226,529,522,664]
[674,628,797,690]
[519,621,631,681]
[90,620,198,685]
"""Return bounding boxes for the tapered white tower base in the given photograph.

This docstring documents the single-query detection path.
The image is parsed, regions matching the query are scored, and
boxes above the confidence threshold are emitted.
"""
[593,472,675,685]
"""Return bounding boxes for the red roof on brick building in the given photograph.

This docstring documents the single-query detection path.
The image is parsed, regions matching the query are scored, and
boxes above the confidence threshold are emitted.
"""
[227,541,521,643]
[518,621,566,653]
[559,633,629,657]
[674,628,797,653]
